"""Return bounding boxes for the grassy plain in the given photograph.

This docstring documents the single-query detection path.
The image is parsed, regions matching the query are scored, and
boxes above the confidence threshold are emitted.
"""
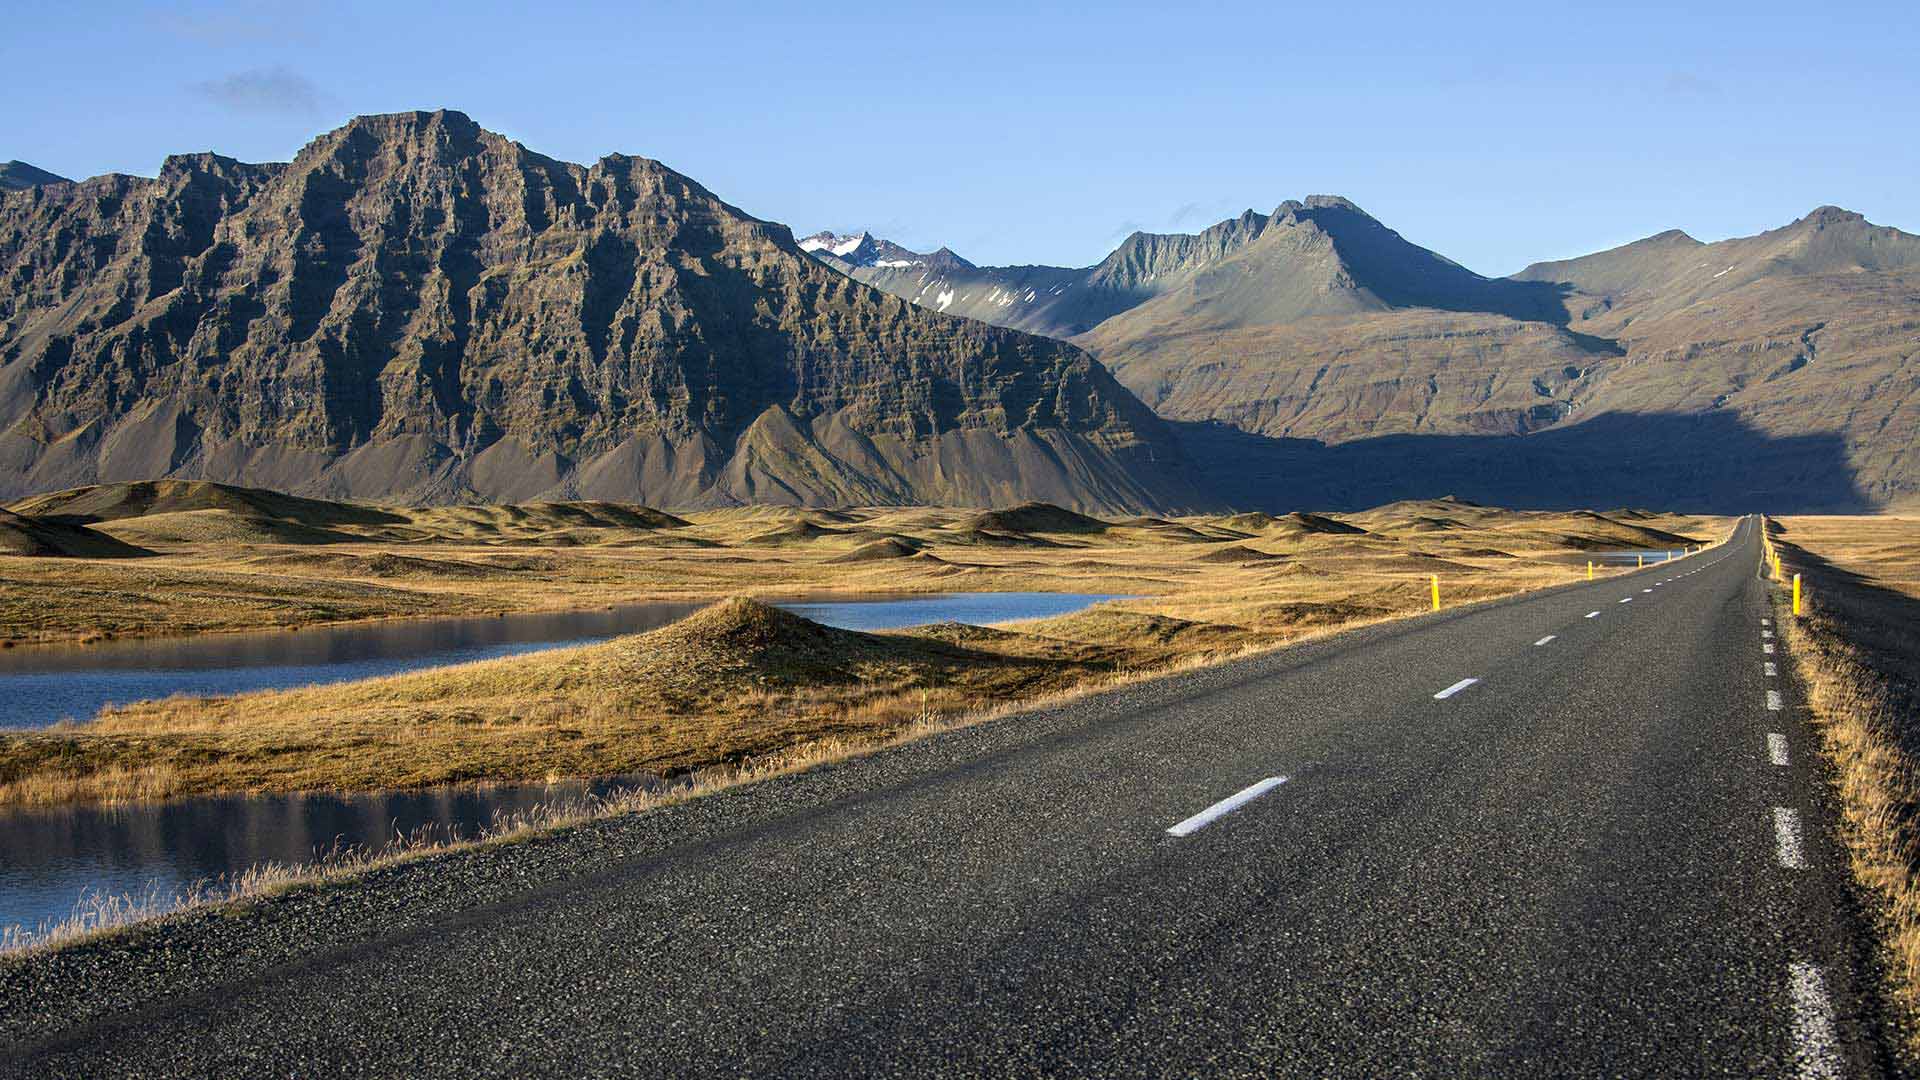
[1768,515,1920,1057]
[0,481,1720,806]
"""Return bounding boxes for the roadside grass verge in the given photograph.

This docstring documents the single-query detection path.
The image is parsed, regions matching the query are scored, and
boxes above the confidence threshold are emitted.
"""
[1768,515,1920,1062]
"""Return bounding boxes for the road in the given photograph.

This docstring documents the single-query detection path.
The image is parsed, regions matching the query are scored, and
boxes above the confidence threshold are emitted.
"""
[0,515,1893,1077]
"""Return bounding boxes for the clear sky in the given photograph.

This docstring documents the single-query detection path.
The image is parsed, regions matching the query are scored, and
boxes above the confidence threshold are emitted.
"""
[5,0,1915,276]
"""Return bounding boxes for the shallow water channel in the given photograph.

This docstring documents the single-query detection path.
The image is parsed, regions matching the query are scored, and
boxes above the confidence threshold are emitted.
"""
[0,590,1125,940]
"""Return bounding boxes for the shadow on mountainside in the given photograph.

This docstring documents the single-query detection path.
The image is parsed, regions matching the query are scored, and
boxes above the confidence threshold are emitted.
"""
[1175,410,1870,515]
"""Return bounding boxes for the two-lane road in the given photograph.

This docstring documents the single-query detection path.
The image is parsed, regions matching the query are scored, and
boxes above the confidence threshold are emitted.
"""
[0,516,1890,1076]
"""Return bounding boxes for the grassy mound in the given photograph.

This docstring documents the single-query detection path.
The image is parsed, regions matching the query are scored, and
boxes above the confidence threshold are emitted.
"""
[959,502,1111,535]
[8,480,402,528]
[0,509,150,558]
[825,537,923,563]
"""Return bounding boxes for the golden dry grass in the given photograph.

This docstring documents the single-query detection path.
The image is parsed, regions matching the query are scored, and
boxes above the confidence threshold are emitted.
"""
[0,493,1724,808]
[1768,514,1920,1060]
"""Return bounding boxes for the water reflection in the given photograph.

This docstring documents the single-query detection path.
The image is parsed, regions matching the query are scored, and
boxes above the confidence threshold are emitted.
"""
[0,603,705,729]
[779,592,1129,631]
[0,776,653,941]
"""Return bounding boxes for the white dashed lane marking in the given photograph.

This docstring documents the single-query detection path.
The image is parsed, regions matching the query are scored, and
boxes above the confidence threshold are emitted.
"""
[1166,777,1290,837]
[1768,733,1790,767]
[1766,662,1777,677]
[1433,678,1480,700]
[1774,807,1808,869]
[1789,962,1844,1080]
[1534,636,1556,646]
[1768,690,1784,711]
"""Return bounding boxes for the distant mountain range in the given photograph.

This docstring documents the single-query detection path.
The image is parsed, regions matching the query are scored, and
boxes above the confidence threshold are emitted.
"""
[807,199,1920,512]
[0,112,1202,512]
[3,113,1913,515]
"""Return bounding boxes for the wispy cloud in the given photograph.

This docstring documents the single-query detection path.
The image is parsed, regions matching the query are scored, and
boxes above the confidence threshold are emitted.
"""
[1663,71,1722,101]
[152,8,315,45]
[189,67,327,115]
[1167,201,1207,228]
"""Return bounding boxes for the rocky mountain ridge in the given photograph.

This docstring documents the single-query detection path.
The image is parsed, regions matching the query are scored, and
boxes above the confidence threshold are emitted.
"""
[0,111,1206,513]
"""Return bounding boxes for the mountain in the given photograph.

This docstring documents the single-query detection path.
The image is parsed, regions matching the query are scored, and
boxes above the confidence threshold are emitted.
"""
[0,161,70,192]
[800,208,1278,338]
[815,198,1920,512]
[0,111,1206,513]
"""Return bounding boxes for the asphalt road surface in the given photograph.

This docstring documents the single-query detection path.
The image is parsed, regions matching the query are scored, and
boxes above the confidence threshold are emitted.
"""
[0,515,1894,1077]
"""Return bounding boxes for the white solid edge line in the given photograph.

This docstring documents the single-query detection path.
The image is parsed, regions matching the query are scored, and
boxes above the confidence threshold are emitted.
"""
[1775,807,1807,869]
[1534,635,1556,646]
[1166,776,1290,837]
[1768,690,1784,711]
[1585,611,1601,618]
[1433,677,1480,700]
[1789,961,1845,1080]
[1769,732,1790,767]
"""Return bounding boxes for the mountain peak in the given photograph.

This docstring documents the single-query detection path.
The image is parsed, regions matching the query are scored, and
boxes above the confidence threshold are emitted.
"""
[798,231,869,258]
[0,160,73,192]
[1302,194,1368,215]
[337,108,480,134]
[1799,204,1866,228]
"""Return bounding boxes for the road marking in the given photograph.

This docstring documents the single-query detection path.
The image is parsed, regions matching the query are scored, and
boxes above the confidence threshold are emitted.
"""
[1769,733,1790,766]
[1534,635,1556,646]
[1768,690,1784,711]
[1789,961,1844,1080]
[1619,597,1633,603]
[1765,643,1776,654]
[1775,807,1808,869]
[1766,662,1777,677]
[1764,629,1775,639]
[1762,618,1771,626]
[1167,777,1290,837]
[1643,588,1653,593]
[1433,678,1480,700]
[1585,611,1600,618]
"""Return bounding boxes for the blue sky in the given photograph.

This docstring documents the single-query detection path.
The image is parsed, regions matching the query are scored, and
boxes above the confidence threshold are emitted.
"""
[5,0,1915,275]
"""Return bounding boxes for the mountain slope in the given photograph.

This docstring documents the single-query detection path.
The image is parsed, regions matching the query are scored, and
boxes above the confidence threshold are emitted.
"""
[1147,205,1920,511]
[0,161,70,192]
[0,111,1205,513]
[818,197,1918,511]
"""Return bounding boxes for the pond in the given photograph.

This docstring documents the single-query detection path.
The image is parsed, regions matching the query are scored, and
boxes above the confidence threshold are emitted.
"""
[0,590,1128,942]
[0,592,1128,730]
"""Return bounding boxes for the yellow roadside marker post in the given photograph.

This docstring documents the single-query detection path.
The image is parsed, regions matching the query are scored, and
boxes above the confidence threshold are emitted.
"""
[1587,560,1594,581]
[1793,574,1803,616]
[1637,554,1644,568]
[1430,574,1440,612]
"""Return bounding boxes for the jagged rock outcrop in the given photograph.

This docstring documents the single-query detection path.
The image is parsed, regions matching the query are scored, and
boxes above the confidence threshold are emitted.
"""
[0,111,1206,513]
